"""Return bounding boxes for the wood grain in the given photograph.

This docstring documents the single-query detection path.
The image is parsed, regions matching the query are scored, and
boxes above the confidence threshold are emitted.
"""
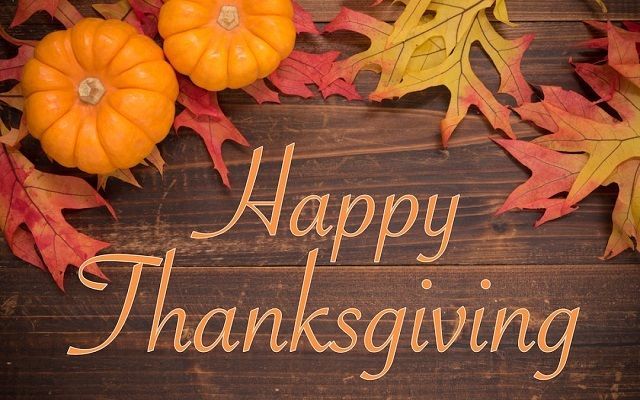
[1,264,639,399]
[0,0,639,398]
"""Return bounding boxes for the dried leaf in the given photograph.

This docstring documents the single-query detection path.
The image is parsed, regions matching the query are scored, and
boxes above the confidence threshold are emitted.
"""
[0,144,115,289]
[11,0,83,28]
[242,80,281,104]
[176,78,249,187]
[0,83,24,111]
[270,50,362,100]
[324,0,533,145]
[293,0,320,34]
[97,169,142,191]
[145,145,166,175]
[0,116,28,147]
[0,45,34,82]
[501,24,640,259]
[93,0,145,33]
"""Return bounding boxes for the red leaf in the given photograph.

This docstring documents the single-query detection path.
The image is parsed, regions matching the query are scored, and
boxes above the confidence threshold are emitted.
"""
[502,24,640,259]
[242,80,281,104]
[293,1,320,35]
[177,77,225,118]
[129,0,162,37]
[53,0,84,28]
[269,50,361,100]
[494,138,586,226]
[0,45,34,82]
[0,83,25,112]
[11,0,60,28]
[11,0,82,28]
[174,105,249,188]
[0,116,29,148]
[93,0,145,33]
[0,145,115,290]
[176,78,249,187]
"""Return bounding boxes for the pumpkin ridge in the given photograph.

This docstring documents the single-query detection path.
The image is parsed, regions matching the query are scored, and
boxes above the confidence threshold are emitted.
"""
[22,60,75,96]
[28,93,77,138]
[34,52,78,85]
[91,21,137,76]
[190,30,218,77]
[243,16,293,58]
[104,93,159,144]
[38,104,79,154]
[69,110,87,169]
[96,101,153,169]
[91,104,121,170]
[105,39,163,79]
[159,0,214,38]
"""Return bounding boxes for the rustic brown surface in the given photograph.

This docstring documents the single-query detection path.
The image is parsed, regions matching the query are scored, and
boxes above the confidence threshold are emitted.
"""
[1,0,639,399]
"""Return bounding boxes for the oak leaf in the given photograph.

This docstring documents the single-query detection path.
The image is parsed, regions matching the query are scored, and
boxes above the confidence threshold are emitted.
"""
[323,0,534,145]
[0,141,115,289]
[11,0,83,28]
[499,24,640,259]
[175,79,249,188]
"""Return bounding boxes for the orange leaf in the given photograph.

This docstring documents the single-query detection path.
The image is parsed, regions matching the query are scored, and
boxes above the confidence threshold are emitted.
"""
[242,80,281,104]
[293,0,320,34]
[502,24,640,259]
[0,144,115,289]
[11,0,82,28]
[270,50,361,100]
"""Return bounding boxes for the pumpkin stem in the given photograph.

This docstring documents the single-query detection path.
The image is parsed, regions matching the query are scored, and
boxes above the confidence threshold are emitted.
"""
[217,5,239,30]
[78,77,106,105]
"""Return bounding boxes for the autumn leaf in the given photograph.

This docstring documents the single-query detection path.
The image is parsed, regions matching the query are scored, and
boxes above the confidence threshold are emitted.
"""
[0,45,34,82]
[269,50,361,100]
[0,142,115,289]
[242,80,281,105]
[175,79,249,187]
[93,0,145,33]
[0,116,28,147]
[499,24,640,259]
[323,0,533,145]
[0,84,24,112]
[11,0,83,28]
[293,1,320,35]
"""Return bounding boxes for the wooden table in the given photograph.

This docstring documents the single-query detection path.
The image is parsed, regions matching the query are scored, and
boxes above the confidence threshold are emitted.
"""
[1,0,639,398]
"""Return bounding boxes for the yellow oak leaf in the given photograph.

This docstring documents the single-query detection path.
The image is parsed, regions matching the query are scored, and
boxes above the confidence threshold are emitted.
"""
[324,0,533,146]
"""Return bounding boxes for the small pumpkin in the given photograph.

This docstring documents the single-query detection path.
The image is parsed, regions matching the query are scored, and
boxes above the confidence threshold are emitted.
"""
[158,0,296,91]
[22,18,179,175]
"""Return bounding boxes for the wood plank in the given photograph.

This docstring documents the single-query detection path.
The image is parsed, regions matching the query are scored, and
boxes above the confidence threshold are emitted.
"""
[0,0,636,27]
[0,265,639,399]
[295,0,636,22]
[4,105,639,267]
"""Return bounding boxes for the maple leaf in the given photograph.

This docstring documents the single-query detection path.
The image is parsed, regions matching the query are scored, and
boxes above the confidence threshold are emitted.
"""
[175,79,249,187]
[269,50,362,100]
[0,142,115,289]
[93,0,145,33]
[242,80,281,105]
[323,0,533,146]
[0,116,28,148]
[499,24,640,259]
[241,5,359,104]
[10,0,83,29]
[293,1,320,35]
[0,45,34,82]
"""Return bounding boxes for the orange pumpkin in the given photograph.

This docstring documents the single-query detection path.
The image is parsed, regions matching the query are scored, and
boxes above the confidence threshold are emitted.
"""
[22,18,179,175]
[158,0,296,91]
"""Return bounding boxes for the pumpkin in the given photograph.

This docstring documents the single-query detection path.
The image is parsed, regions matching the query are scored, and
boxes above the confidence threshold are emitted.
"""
[158,0,296,91]
[22,18,179,175]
